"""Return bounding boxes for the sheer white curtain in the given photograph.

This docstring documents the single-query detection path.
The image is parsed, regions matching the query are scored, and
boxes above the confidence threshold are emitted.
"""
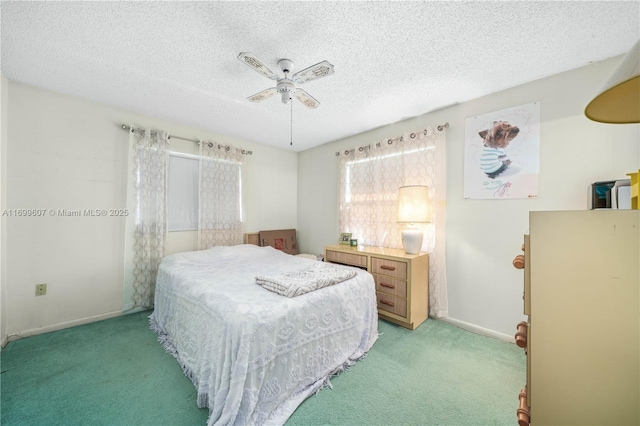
[128,128,168,309]
[338,126,448,317]
[198,141,247,249]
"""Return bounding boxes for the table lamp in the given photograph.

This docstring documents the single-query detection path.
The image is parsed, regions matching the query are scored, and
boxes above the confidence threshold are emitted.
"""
[397,185,431,254]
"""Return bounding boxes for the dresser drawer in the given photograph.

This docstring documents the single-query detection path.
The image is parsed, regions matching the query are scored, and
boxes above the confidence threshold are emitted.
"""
[373,274,407,298]
[324,244,428,330]
[325,250,368,268]
[376,293,408,319]
[371,257,407,279]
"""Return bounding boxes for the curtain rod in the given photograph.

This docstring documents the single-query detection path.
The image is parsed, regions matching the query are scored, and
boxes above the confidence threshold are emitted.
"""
[120,124,253,155]
[334,122,449,156]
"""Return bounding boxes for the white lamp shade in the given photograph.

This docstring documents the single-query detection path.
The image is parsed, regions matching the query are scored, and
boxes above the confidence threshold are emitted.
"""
[585,38,640,124]
[397,185,431,223]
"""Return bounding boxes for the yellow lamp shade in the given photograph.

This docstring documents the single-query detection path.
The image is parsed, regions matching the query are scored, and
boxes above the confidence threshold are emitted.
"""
[585,39,640,124]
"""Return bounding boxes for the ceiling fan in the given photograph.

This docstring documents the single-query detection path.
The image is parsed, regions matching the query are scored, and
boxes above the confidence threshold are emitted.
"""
[237,52,334,109]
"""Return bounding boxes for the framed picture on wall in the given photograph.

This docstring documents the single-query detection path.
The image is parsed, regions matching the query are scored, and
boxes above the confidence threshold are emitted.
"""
[464,101,540,200]
[339,232,352,245]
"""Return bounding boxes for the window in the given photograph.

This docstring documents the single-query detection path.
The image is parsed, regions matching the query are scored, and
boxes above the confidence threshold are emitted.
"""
[166,151,244,234]
[337,128,448,317]
[167,152,199,231]
[338,136,437,250]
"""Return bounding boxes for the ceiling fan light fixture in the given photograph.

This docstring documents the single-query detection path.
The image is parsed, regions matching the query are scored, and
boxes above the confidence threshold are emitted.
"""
[237,52,334,110]
[277,79,295,104]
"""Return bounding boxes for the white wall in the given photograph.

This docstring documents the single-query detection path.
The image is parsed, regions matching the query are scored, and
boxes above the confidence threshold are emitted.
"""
[3,81,298,341]
[1,72,8,347]
[298,55,640,338]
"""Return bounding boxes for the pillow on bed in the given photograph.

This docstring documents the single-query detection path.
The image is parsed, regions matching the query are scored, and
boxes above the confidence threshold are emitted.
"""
[295,253,319,261]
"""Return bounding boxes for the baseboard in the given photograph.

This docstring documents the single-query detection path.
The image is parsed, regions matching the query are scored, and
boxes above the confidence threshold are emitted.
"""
[439,316,515,343]
[5,309,142,344]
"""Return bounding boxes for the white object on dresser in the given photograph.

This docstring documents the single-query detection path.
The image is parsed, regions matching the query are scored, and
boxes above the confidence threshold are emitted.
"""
[324,244,429,330]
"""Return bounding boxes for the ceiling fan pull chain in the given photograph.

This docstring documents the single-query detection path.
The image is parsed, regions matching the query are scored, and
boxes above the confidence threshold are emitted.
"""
[290,100,293,146]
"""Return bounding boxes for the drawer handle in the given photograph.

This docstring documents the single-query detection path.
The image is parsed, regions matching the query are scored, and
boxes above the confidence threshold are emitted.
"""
[380,300,395,307]
[512,254,525,270]
[517,387,530,426]
[380,265,396,271]
[380,282,396,289]
[515,321,528,349]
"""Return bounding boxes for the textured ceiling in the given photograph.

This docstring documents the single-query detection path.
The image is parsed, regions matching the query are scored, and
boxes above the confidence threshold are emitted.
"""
[1,1,639,152]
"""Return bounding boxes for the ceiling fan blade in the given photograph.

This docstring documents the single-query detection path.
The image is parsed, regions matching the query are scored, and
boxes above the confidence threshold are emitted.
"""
[248,87,277,103]
[292,60,334,84]
[237,52,278,81]
[295,89,320,109]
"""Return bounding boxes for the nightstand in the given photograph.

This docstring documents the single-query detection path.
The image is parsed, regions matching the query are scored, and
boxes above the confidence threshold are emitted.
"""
[324,244,429,330]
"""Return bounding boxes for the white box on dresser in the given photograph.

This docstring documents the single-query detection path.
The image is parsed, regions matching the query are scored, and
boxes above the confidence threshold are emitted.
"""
[519,210,639,426]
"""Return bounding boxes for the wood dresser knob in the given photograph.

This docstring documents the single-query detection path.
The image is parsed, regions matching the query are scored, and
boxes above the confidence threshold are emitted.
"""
[517,387,530,426]
[513,254,525,269]
[515,321,528,349]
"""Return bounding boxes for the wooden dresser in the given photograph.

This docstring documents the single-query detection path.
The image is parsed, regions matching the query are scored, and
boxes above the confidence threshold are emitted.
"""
[324,244,428,330]
[514,210,640,425]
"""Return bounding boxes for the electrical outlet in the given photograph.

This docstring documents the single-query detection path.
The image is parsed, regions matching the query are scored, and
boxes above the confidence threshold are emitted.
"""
[35,284,47,296]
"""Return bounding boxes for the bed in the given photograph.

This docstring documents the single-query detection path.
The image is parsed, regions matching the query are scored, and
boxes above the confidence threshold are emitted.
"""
[149,240,378,425]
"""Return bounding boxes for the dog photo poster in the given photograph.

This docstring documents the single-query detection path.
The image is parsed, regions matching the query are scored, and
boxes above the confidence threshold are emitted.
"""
[464,102,540,200]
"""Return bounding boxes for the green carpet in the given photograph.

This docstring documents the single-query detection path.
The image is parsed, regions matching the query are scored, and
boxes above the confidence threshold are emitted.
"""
[1,311,524,425]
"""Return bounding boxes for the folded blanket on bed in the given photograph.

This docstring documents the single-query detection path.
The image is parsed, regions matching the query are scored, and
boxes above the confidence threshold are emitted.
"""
[256,262,357,297]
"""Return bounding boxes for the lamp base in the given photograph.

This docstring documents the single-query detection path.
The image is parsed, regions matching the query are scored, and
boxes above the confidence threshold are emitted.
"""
[402,229,424,254]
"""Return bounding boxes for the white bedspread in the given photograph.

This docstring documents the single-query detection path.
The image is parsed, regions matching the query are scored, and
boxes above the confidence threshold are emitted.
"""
[150,244,378,426]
